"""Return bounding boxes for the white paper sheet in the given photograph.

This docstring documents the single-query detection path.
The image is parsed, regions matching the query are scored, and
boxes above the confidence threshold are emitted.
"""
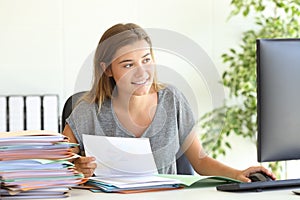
[82,135,158,176]
[89,175,181,189]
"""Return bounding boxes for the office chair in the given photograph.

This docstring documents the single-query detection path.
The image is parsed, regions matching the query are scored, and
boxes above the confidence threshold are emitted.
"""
[61,91,194,175]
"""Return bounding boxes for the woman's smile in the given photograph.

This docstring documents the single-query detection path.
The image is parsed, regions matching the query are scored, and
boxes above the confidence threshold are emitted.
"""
[131,77,150,85]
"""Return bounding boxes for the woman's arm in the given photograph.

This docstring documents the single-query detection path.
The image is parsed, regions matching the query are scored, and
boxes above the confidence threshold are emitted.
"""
[62,124,97,178]
[183,131,276,182]
[62,124,80,154]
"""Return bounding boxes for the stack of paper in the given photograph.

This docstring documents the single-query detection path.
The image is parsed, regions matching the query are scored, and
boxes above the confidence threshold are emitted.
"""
[0,130,86,199]
[82,135,183,193]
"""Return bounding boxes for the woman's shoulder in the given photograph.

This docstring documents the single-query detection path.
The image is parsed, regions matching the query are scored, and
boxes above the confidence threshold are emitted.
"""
[72,100,97,114]
[72,99,112,114]
[159,84,185,99]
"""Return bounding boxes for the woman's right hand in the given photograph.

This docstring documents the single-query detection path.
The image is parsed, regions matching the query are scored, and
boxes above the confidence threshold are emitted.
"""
[74,156,97,178]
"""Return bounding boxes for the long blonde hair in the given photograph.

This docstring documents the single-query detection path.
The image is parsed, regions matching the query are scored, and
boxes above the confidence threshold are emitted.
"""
[83,23,164,109]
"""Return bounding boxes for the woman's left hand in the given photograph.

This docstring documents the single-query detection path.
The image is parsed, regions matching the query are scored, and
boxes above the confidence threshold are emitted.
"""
[235,166,276,182]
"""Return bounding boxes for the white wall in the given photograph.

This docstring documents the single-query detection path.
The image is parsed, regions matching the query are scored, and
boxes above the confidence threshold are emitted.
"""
[0,0,259,170]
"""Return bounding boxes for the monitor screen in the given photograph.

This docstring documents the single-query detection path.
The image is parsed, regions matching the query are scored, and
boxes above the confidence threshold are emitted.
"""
[257,38,300,162]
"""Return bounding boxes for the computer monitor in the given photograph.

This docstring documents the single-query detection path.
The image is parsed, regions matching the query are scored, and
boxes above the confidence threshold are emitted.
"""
[215,39,300,192]
[257,38,300,162]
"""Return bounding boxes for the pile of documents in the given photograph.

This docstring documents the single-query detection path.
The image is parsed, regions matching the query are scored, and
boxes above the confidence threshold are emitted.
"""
[82,134,182,193]
[0,130,86,199]
[87,175,184,193]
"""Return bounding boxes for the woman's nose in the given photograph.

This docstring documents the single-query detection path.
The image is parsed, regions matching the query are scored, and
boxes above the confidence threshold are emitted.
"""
[134,63,146,77]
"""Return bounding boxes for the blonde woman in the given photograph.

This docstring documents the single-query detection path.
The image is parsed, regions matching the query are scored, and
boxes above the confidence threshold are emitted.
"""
[63,23,275,182]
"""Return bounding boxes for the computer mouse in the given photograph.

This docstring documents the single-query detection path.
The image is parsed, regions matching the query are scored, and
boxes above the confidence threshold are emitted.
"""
[249,172,273,182]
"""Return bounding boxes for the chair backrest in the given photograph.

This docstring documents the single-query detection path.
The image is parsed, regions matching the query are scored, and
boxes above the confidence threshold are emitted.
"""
[61,91,86,131]
[61,92,194,175]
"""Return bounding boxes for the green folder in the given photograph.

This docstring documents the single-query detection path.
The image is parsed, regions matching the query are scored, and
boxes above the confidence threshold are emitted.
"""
[157,174,241,188]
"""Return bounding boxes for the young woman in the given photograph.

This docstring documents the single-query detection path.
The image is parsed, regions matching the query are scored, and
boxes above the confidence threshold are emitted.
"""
[63,23,275,182]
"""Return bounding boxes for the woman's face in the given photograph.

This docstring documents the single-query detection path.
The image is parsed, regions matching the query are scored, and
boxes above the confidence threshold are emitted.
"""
[109,40,155,96]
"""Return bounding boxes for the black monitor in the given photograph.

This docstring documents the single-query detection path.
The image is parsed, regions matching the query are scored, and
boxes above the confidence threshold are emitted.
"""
[216,39,300,192]
[257,38,300,162]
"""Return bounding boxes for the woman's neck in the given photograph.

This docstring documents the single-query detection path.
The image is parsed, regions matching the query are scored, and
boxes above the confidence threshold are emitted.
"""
[113,86,156,110]
[113,91,156,113]
[112,90,158,137]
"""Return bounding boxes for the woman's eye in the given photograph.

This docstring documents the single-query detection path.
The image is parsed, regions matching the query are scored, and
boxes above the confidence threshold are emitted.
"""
[124,63,133,68]
[143,58,151,64]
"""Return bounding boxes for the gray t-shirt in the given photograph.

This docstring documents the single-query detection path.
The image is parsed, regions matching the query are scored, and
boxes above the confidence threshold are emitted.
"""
[67,86,195,174]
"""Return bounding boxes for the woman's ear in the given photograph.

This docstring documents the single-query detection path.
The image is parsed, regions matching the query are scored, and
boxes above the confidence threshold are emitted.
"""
[100,62,112,77]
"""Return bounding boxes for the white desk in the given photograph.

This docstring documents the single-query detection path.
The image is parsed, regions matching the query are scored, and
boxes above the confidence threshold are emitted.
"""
[56,187,300,200]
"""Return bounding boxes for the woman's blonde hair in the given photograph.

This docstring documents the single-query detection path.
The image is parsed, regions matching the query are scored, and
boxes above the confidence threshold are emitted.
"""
[82,23,163,109]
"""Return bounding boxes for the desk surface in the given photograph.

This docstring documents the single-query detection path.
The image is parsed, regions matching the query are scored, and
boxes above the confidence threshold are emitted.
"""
[56,187,300,200]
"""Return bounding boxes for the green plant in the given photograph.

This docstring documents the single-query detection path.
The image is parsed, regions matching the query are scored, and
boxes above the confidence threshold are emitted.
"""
[199,0,300,178]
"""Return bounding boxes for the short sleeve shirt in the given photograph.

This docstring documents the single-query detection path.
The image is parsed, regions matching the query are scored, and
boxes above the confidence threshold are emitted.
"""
[67,85,195,174]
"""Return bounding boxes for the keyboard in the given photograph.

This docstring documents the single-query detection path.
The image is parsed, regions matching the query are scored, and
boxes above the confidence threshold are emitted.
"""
[216,178,300,192]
